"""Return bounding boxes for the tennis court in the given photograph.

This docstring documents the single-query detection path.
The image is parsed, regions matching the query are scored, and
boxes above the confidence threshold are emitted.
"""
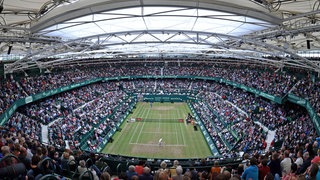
[101,102,212,159]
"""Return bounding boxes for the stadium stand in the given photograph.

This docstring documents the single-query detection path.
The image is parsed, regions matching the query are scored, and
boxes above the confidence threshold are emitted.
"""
[2,0,320,179]
[0,63,319,179]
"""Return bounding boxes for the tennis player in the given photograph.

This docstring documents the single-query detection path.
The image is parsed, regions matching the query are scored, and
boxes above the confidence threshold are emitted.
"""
[159,138,163,147]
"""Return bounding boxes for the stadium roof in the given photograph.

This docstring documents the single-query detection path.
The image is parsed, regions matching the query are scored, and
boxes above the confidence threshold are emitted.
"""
[1,0,320,73]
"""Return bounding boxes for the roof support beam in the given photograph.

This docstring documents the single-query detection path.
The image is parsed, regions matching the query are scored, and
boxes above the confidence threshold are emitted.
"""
[5,29,319,73]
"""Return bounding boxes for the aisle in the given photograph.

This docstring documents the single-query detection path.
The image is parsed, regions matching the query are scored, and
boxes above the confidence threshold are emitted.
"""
[41,124,49,144]
[265,130,276,151]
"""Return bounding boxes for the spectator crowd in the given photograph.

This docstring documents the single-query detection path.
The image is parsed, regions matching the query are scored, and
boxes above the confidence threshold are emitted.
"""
[0,62,319,179]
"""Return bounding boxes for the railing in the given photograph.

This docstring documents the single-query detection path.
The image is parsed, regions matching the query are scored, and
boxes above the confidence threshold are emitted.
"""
[188,103,222,157]
[0,78,102,125]
[287,94,320,135]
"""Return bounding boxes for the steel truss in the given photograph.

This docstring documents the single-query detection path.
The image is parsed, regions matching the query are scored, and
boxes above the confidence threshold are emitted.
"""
[5,29,320,74]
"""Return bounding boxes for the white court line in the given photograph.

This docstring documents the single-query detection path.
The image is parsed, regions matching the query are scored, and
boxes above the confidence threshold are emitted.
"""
[143,131,178,134]
[129,142,186,147]
[157,113,162,133]
[128,117,141,144]
[177,105,186,146]
[175,109,179,145]
[184,104,189,127]
[136,107,150,143]
[128,103,148,144]
[179,121,186,146]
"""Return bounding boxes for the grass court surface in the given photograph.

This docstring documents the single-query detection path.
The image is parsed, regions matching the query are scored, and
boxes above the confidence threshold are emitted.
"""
[102,102,212,159]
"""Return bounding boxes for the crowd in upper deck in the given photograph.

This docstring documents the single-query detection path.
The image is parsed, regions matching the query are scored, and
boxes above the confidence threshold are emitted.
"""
[4,78,316,158]
[0,63,319,115]
[0,62,319,179]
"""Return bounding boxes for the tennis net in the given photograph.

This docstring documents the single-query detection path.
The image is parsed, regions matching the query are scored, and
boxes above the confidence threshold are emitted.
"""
[135,118,184,123]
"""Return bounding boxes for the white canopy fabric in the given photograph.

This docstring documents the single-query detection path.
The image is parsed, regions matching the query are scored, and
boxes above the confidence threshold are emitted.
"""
[39,7,272,40]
